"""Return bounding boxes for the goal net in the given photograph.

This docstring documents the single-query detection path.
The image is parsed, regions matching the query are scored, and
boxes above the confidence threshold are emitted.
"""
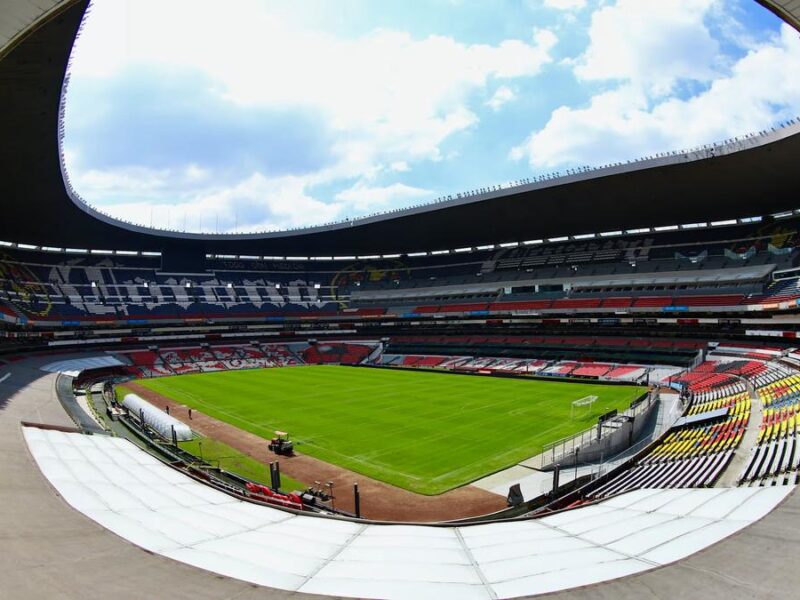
[570,395,598,420]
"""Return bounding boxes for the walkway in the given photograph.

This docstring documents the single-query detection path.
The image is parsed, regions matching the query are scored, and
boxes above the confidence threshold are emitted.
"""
[24,424,796,600]
[716,379,763,487]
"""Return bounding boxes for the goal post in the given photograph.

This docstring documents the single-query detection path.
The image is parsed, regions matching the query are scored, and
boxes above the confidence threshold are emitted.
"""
[570,395,598,420]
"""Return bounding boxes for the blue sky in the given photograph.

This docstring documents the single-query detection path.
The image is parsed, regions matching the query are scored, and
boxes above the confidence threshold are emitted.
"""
[63,0,800,233]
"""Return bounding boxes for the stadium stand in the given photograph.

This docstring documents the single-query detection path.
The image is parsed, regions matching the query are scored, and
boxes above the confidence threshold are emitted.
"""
[591,390,749,498]
[738,370,800,486]
[3,2,800,597]
[114,342,378,377]
[381,352,666,382]
[300,342,374,365]
[588,359,800,500]
[1,210,799,325]
[605,365,648,381]
[571,363,613,378]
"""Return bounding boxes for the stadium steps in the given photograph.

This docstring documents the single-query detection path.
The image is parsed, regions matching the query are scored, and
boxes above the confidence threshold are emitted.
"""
[285,347,306,365]
[722,372,793,487]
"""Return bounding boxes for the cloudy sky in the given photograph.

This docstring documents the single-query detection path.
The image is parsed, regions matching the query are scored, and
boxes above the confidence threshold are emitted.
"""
[63,0,800,234]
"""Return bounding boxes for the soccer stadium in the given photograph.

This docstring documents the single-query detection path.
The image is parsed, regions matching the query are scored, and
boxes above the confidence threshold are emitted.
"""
[3,0,800,598]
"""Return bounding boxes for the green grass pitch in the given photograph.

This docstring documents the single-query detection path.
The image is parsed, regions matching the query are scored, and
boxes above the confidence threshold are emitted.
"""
[136,365,645,495]
[177,436,307,493]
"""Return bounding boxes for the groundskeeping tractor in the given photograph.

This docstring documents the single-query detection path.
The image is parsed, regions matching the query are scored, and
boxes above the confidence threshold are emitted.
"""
[268,431,294,456]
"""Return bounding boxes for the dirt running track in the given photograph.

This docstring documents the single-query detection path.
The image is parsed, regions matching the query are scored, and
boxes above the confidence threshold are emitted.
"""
[127,382,507,522]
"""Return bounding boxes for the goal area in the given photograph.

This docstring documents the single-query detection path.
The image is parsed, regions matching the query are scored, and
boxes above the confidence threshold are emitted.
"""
[570,395,598,420]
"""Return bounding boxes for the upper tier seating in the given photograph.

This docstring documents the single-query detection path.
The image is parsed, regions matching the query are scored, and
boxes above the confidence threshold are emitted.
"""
[751,278,800,304]
[389,334,701,347]
[1,217,797,325]
[0,269,790,323]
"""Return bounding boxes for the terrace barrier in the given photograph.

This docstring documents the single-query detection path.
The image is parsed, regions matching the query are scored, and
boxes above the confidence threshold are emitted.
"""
[534,389,659,470]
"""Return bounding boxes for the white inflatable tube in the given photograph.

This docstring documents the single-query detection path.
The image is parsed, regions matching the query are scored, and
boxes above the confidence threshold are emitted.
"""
[122,393,192,441]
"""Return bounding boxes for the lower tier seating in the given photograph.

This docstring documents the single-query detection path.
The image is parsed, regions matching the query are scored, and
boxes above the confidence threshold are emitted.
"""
[590,390,750,499]
[738,374,800,486]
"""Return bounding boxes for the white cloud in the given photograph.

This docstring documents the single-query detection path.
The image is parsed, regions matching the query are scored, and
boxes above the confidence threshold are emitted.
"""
[73,164,436,232]
[67,1,560,230]
[543,0,587,10]
[576,0,720,96]
[74,168,345,233]
[511,24,800,169]
[69,164,203,199]
[71,0,557,181]
[335,182,433,212]
[234,175,345,231]
[486,85,516,111]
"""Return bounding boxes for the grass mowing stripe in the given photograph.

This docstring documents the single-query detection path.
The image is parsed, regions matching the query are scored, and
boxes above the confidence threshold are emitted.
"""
[137,365,644,495]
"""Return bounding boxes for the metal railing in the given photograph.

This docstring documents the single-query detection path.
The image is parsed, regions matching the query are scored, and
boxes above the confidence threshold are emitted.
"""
[536,433,657,496]
[534,389,659,469]
[534,392,684,496]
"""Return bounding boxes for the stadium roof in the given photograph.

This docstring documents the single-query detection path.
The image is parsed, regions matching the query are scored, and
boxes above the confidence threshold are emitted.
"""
[0,0,799,258]
[757,0,800,26]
